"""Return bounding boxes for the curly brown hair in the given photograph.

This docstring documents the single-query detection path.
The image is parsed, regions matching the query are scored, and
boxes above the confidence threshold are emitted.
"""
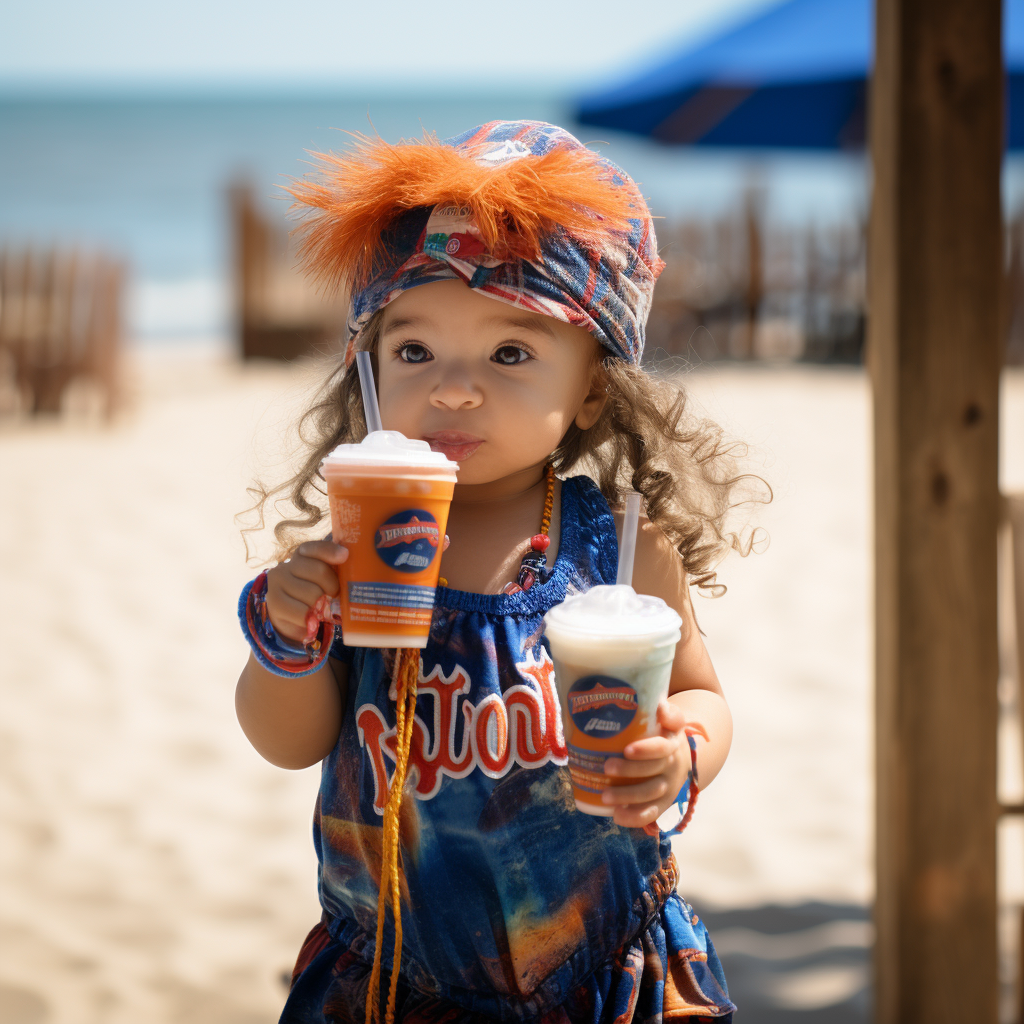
[242,312,768,594]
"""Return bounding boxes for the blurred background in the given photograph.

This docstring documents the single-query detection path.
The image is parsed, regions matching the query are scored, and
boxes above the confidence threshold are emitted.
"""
[1,1,1023,1022]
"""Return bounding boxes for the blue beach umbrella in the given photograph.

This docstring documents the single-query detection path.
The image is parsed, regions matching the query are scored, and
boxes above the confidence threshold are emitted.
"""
[578,0,1024,149]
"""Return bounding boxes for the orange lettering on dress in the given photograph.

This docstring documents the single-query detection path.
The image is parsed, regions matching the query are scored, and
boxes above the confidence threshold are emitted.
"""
[505,685,546,764]
[403,666,475,798]
[517,648,568,761]
[473,695,510,776]
[355,704,393,813]
[355,648,569,814]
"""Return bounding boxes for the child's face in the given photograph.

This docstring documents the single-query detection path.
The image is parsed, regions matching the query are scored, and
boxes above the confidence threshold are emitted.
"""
[376,279,605,486]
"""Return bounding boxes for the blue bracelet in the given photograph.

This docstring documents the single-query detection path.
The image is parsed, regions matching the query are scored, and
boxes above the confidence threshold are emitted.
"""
[238,573,335,678]
[675,777,692,814]
[664,732,700,835]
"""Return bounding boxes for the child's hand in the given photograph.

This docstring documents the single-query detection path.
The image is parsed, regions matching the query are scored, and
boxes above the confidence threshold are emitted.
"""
[264,535,451,644]
[600,699,691,833]
[265,540,349,643]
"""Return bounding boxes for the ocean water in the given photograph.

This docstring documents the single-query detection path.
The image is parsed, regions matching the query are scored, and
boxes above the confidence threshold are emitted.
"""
[0,94,867,342]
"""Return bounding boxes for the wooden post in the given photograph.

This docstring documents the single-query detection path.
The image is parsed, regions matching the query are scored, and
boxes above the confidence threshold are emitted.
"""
[870,0,1002,1021]
[1011,498,1024,732]
[229,181,268,360]
[741,186,763,360]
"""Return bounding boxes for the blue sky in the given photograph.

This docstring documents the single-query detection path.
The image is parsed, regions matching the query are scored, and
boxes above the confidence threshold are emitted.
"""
[1,0,773,93]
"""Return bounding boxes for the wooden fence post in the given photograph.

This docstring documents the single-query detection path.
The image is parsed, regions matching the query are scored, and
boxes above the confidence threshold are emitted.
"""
[870,0,1002,1020]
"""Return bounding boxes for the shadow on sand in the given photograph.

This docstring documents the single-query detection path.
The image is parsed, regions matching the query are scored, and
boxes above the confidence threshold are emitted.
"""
[696,902,871,1023]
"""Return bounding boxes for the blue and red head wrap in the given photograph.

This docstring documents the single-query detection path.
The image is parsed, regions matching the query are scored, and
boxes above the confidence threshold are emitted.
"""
[288,120,664,365]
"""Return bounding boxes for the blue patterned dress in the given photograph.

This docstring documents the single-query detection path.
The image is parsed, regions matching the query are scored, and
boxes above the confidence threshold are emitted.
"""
[280,476,734,1023]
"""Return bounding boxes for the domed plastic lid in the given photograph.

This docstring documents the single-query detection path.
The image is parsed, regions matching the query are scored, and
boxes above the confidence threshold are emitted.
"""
[321,430,459,477]
[544,584,682,640]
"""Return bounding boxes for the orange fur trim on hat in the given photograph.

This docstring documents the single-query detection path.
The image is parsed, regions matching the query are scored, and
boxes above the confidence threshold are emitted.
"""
[285,132,641,289]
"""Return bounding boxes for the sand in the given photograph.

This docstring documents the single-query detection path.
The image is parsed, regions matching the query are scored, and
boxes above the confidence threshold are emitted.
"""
[1,350,1022,1023]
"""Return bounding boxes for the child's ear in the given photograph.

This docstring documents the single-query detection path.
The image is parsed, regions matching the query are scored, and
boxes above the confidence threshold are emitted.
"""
[574,358,609,430]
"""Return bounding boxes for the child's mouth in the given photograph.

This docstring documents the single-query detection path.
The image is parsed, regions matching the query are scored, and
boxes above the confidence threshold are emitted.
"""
[422,431,483,462]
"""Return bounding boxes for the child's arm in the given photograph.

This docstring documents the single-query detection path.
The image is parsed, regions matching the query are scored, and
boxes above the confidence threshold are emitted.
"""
[235,541,350,770]
[236,655,348,769]
[600,517,734,830]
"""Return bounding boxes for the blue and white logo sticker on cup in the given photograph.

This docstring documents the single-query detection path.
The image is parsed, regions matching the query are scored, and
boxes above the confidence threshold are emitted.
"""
[374,509,441,573]
[567,675,639,737]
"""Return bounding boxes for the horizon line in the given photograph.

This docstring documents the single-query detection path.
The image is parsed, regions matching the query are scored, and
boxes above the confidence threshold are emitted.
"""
[0,77,591,104]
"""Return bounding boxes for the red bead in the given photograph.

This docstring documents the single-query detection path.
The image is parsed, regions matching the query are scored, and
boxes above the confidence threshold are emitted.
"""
[503,582,523,595]
[530,534,550,552]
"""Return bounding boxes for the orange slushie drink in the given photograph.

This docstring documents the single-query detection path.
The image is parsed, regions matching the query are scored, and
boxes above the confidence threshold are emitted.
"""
[544,585,682,815]
[321,431,458,648]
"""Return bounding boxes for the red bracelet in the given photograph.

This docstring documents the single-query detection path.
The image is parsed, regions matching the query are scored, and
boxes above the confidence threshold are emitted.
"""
[643,728,701,839]
[239,573,334,677]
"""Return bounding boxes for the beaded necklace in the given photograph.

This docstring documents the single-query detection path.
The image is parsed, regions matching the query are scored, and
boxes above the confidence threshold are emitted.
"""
[436,464,556,594]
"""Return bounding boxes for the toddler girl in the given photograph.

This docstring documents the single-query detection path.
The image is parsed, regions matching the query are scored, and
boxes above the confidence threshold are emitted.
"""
[236,120,747,1023]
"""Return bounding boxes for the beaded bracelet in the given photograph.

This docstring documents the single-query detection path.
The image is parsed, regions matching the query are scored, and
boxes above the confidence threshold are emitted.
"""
[238,572,334,678]
[644,730,700,839]
[670,731,700,833]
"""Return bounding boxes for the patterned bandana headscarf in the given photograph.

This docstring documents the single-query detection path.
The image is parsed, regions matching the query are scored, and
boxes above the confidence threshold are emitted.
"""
[294,120,664,365]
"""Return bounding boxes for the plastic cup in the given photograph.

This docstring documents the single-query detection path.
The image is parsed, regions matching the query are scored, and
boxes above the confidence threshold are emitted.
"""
[544,585,682,815]
[321,431,458,648]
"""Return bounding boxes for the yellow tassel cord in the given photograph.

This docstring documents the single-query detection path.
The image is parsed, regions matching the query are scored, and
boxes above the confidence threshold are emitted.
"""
[365,647,420,1024]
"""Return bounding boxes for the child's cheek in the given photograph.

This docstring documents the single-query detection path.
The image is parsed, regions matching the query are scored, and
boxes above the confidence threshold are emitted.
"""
[494,410,571,469]
[377,381,421,437]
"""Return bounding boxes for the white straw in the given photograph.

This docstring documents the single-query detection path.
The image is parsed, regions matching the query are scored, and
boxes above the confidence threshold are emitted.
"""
[616,491,642,588]
[355,351,383,434]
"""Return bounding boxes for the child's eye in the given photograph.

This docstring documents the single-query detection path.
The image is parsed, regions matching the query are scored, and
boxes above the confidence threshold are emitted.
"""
[492,345,531,365]
[397,343,432,364]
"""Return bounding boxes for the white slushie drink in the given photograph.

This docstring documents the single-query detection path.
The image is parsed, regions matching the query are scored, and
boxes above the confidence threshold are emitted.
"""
[544,584,682,815]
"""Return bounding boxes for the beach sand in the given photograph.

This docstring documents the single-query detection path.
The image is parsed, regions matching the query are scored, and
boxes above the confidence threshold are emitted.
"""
[1,351,1022,1023]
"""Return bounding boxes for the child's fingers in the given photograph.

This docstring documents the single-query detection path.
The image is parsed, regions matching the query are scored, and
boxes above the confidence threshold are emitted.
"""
[601,774,669,807]
[612,803,663,829]
[267,592,314,641]
[287,553,344,595]
[279,575,329,610]
[656,699,686,732]
[443,534,451,552]
[620,733,681,761]
[604,755,671,778]
[296,540,349,565]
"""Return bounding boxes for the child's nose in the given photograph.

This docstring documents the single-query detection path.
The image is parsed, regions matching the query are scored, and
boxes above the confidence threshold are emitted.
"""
[429,368,483,411]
